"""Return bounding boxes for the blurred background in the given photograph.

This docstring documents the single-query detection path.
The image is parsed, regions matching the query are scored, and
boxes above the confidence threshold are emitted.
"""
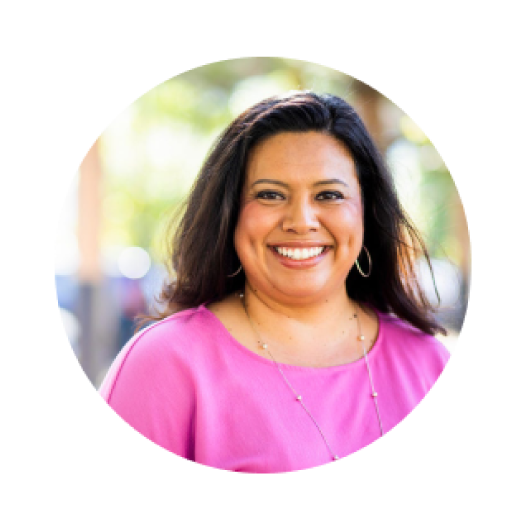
[54,57,470,388]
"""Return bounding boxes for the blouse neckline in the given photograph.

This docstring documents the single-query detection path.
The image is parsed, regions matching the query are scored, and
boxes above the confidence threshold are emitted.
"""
[199,303,384,372]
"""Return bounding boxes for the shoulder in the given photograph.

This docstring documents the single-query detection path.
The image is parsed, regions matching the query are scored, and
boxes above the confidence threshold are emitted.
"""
[371,312,450,427]
[99,305,214,402]
[98,306,216,458]
[376,311,450,371]
[118,305,214,364]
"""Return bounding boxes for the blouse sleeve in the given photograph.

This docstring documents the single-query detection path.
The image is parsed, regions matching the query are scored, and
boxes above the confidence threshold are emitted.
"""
[99,322,196,459]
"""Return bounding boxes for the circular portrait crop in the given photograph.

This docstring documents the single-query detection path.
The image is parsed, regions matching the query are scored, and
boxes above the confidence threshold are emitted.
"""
[55,57,470,473]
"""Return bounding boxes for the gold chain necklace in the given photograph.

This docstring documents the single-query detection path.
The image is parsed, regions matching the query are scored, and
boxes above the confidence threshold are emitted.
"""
[239,292,384,461]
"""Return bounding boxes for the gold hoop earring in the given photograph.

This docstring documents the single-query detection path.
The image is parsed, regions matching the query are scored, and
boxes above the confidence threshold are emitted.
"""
[227,265,243,278]
[355,246,372,278]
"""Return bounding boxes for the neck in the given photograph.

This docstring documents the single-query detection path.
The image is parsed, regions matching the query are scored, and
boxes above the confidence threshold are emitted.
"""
[242,281,358,332]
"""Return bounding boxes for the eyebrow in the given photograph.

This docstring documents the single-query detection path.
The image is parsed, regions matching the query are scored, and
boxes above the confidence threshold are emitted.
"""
[251,178,349,188]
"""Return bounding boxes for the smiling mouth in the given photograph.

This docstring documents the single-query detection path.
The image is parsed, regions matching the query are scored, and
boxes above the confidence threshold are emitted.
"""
[271,246,329,261]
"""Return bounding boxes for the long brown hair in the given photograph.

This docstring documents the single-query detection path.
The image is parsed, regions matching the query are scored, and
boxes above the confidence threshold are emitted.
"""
[138,91,445,336]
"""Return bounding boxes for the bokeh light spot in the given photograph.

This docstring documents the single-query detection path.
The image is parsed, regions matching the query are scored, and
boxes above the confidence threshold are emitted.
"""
[118,246,151,279]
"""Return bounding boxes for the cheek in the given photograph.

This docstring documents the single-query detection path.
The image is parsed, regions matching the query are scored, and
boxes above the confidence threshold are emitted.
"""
[330,203,364,242]
[236,202,275,238]
[234,203,258,255]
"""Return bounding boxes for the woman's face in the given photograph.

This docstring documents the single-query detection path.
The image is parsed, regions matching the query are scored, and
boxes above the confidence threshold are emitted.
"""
[234,131,364,306]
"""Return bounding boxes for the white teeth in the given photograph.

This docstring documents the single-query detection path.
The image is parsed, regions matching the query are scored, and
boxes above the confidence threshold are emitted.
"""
[275,246,325,260]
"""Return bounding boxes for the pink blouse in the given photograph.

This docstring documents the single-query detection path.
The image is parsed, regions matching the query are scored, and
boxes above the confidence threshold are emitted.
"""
[99,305,449,473]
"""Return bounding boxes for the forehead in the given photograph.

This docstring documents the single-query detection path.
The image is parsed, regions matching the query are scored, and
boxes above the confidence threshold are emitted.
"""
[245,131,358,185]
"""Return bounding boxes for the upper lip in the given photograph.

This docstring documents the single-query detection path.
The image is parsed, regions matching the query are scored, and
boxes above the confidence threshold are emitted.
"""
[268,242,332,248]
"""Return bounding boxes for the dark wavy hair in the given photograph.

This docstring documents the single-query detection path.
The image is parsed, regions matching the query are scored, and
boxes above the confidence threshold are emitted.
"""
[139,91,445,336]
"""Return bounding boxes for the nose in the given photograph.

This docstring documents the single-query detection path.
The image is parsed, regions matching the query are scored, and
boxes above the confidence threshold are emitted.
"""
[281,197,319,234]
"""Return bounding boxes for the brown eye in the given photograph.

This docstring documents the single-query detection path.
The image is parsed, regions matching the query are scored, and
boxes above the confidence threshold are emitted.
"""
[316,191,344,201]
[256,190,285,200]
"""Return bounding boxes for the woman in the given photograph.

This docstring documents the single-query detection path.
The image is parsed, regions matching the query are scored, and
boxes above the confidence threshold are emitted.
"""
[99,91,450,473]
